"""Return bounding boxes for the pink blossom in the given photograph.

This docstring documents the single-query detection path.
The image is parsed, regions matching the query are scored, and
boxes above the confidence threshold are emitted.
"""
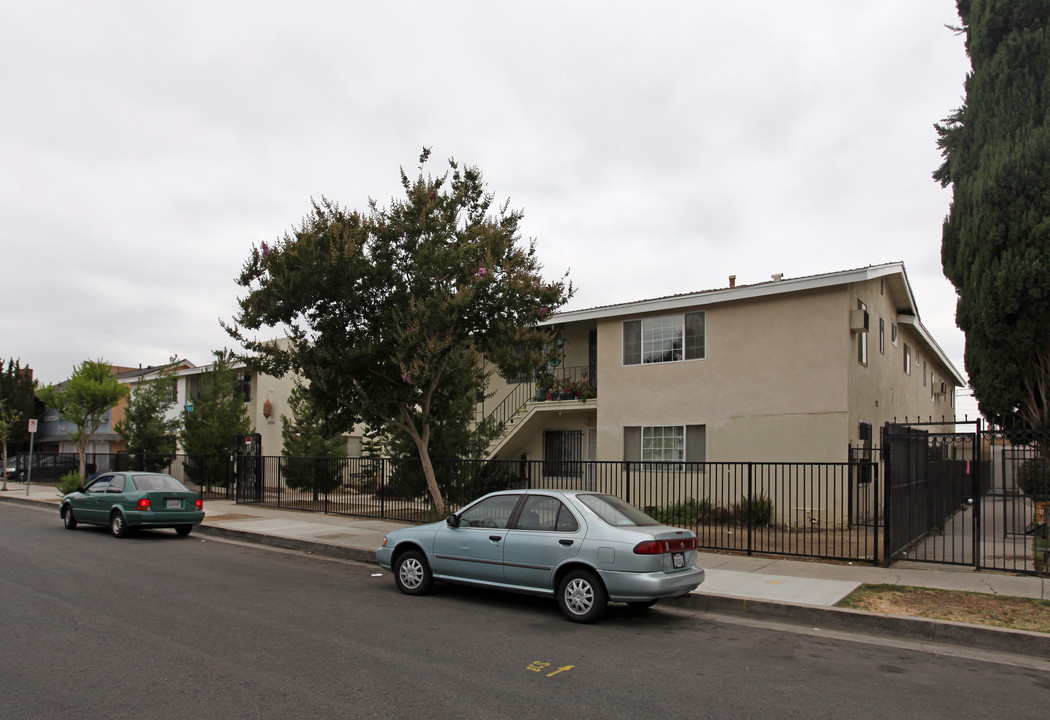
[401,372,413,385]
[537,306,548,317]
[477,267,487,278]
[261,241,271,257]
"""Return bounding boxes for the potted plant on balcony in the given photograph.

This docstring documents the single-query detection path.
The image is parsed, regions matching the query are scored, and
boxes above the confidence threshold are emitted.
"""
[536,371,555,401]
[558,377,576,401]
[577,381,597,401]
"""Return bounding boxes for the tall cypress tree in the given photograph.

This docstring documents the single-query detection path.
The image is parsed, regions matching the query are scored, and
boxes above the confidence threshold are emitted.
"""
[935,0,1050,429]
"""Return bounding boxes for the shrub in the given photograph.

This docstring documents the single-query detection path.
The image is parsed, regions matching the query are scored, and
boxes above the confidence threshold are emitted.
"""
[56,471,83,496]
[1017,458,1050,499]
[732,494,774,526]
[643,498,730,526]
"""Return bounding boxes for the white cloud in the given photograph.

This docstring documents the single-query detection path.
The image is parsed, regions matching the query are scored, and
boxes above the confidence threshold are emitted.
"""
[1,0,972,395]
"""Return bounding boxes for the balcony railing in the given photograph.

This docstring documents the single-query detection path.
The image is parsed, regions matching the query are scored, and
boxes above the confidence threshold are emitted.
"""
[482,365,596,430]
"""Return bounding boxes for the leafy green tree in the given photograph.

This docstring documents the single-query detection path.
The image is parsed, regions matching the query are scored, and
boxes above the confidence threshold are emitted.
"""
[36,360,129,481]
[0,401,20,490]
[226,149,572,514]
[0,358,39,451]
[115,361,181,471]
[179,350,253,486]
[280,383,348,500]
[935,1,1050,431]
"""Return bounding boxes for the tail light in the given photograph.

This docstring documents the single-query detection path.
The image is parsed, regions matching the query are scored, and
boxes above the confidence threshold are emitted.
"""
[137,498,151,511]
[633,536,699,555]
[195,499,203,511]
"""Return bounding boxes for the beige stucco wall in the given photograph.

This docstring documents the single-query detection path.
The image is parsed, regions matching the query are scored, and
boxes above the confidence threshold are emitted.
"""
[250,371,296,456]
[845,281,958,445]
[594,285,851,463]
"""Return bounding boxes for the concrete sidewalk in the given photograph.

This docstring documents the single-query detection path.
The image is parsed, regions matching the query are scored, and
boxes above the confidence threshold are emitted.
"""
[3,483,1048,658]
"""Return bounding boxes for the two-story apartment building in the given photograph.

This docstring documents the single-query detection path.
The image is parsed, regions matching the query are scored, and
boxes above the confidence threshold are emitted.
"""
[484,263,965,468]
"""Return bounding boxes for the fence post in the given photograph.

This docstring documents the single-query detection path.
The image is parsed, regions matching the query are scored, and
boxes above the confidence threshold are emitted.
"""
[880,424,892,567]
[872,460,880,566]
[625,461,631,504]
[746,462,753,557]
[972,419,982,571]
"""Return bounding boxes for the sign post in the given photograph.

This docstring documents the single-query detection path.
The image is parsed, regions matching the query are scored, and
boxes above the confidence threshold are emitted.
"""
[25,419,37,496]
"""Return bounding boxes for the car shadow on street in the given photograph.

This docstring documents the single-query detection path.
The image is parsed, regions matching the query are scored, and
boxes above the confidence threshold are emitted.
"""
[423,582,695,627]
[56,525,194,542]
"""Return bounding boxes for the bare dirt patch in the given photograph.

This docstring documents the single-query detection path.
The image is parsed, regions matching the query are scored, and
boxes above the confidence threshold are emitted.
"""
[837,584,1050,634]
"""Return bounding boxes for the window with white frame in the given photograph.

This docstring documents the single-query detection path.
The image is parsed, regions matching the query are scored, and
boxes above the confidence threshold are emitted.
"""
[891,321,899,346]
[903,344,912,375]
[643,426,684,462]
[624,425,706,464]
[623,312,705,365]
[857,300,868,366]
[879,317,885,355]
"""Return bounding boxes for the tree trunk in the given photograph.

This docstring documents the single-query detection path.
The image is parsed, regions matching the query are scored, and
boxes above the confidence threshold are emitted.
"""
[418,449,445,517]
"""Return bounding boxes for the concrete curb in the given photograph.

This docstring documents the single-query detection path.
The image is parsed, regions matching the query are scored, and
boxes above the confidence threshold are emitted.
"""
[2,495,61,511]
[194,524,378,564]
[665,593,1050,659]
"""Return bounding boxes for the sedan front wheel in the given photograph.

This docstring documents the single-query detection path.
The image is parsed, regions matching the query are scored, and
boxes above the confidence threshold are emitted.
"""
[557,569,607,623]
[62,506,77,530]
[393,550,433,595]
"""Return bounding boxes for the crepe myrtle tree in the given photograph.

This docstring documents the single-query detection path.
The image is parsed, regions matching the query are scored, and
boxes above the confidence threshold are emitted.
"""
[225,149,572,515]
[36,359,129,482]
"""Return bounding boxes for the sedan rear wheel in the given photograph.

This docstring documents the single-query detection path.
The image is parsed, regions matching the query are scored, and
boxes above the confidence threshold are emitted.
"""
[557,569,607,623]
[110,511,129,538]
[62,506,77,530]
[175,525,193,537]
[394,550,433,595]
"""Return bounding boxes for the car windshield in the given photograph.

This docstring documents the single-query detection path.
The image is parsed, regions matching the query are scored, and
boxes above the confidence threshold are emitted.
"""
[131,474,188,492]
[577,494,660,527]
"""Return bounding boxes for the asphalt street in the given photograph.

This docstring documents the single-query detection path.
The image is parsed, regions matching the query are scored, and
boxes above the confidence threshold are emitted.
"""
[2,504,1048,720]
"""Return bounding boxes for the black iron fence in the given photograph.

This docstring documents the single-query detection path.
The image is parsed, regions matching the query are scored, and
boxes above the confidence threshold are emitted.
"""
[7,450,882,563]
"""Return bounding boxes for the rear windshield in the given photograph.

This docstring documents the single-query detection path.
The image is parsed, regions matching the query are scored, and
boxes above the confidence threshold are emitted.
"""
[131,474,188,492]
[577,494,660,527]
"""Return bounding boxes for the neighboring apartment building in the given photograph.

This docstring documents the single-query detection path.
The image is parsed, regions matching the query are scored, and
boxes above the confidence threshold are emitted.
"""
[484,263,965,467]
[126,355,366,458]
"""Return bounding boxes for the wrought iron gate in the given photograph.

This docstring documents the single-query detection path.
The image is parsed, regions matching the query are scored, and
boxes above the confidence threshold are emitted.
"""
[233,433,263,503]
[881,421,1048,575]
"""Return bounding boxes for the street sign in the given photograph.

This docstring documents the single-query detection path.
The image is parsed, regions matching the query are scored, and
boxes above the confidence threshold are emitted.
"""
[28,419,37,434]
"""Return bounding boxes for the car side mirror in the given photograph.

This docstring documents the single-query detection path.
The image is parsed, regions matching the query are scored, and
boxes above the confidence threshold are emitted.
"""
[446,514,460,528]
[76,486,85,493]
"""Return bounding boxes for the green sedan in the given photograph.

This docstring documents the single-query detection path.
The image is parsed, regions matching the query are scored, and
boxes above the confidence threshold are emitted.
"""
[59,472,205,538]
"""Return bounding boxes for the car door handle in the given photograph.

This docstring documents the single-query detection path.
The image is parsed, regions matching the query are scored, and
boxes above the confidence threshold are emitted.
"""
[489,535,503,542]
[559,539,574,546]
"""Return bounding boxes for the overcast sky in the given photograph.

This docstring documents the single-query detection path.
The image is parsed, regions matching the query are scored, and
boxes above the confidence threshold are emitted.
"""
[1,1,977,414]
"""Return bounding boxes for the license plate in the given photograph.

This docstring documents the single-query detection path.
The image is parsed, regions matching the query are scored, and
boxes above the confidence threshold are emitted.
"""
[165,499,182,509]
[672,552,685,569]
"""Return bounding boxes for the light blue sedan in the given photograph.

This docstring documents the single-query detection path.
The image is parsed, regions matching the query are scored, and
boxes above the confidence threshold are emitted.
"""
[377,489,705,622]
